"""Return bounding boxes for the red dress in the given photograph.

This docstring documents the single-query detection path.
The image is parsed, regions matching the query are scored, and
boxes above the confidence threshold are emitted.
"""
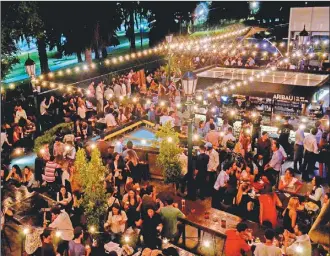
[259,193,279,228]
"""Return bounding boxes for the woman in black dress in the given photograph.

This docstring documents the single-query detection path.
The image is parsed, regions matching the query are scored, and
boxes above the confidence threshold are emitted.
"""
[282,197,300,233]
[235,183,253,220]
[109,152,126,193]
[126,150,140,184]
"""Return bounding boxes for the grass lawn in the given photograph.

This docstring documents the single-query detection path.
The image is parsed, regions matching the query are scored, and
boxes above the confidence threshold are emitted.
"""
[2,32,150,86]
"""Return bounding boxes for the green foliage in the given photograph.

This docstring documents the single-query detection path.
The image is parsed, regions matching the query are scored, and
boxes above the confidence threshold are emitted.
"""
[33,123,73,153]
[164,54,196,77]
[155,122,182,184]
[74,148,108,228]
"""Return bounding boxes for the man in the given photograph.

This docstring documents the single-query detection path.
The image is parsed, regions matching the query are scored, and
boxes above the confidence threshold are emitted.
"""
[203,117,218,134]
[177,148,188,196]
[160,197,185,242]
[195,145,209,200]
[220,118,231,134]
[105,108,117,128]
[254,229,282,256]
[212,162,231,209]
[278,116,294,156]
[254,131,271,169]
[68,226,91,256]
[224,222,252,256]
[293,125,305,173]
[113,81,123,98]
[42,156,60,184]
[301,128,319,181]
[315,120,323,145]
[221,127,236,148]
[122,140,138,160]
[48,206,74,255]
[205,142,219,196]
[36,228,56,256]
[264,141,283,186]
[96,81,104,113]
[141,207,163,249]
[15,104,27,123]
[205,123,220,148]
[283,223,312,256]
[159,111,175,128]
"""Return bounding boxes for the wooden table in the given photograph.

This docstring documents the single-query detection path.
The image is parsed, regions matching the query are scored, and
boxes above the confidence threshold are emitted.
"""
[177,199,264,251]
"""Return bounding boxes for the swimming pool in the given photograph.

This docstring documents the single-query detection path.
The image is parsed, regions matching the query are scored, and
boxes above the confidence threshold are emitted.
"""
[121,127,158,148]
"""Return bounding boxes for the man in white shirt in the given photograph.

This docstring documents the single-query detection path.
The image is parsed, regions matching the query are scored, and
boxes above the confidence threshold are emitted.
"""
[205,142,219,196]
[315,120,323,145]
[104,86,114,101]
[105,108,117,128]
[283,223,312,256]
[1,128,11,152]
[264,141,283,186]
[121,79,127,96]
[254,229,282,256]
[301,128,318,181]
[177,148,188,196]
[212,162,231,209]
[159,111,175,128]
[294,126,305,173]
[222,127,236,148]
[96,82,104,113]
[113,82,123,98]
[48,206,74,254]
[15,104,27,123]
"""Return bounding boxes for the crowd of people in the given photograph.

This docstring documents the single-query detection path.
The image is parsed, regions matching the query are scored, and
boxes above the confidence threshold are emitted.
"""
[1,55,330,256]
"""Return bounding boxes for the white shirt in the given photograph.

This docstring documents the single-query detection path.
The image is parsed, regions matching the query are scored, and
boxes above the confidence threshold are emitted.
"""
[113,84,123,98]
[303,134,318,154]
[286,234,312,256]
[56,192,72,205]
[315,128,323,145]
[295,129,305,146]
[280,176,298,189]
[96,85,103,100]
[1,132,9,151]
[105,113,117,127]
[254,243,282,256]
[62,171,70,186]
[207,149,219,172]
[222,133,236,147]
[214,170,229,191]
[15,109,27,123]
[106,211,128,234]
[40,101,49,115]
[279,145,287,159]
[121,83,127,96]
[309,186,324,202]
[179,153,188,176]
[159,115,174,127]
[77,106,86,119]
[49,211,74,241]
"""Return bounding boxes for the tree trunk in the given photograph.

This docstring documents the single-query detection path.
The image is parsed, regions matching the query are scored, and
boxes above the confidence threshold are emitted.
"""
[102,47,107,58]
[85,48,92,64]
[94,46,100,59]
[135,11,139,30]
[129,8,136,50]
[36,37,50,74]
[76,51,83,63]
[56,39,63,59]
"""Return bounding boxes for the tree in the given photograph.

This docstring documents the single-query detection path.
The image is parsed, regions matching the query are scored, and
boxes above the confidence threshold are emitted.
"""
[155,122,182,184]
[120,2,140,51]
[75,147,107,229]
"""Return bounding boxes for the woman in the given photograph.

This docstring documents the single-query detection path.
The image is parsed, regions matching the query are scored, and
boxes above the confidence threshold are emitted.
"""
[318,132,329,178]
[126,150,140,183]
[6,165,22,185]
[235,183,253,219]
[147,104,156,123]
[109,153,126,192]
[240,162,256,183]
[123,199,141,228]
[307,176,324,204]
[122,189,142,210]
[71,191,84,227]
[282,197,300,233]
[117,107,127,125]
[124,106,133,121]
[134,104,144,119]
[22,166,38,190]
[12,125,23,147]
[56,185,72,212]
[104,203,128,242]
[258,184,282,228]
[77,100,87,120]
[278,168,303,193]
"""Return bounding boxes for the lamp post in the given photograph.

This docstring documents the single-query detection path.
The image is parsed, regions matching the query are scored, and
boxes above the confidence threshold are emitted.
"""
[181,71,198,177]
[298,25,310,52]
[165,34,173,86]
